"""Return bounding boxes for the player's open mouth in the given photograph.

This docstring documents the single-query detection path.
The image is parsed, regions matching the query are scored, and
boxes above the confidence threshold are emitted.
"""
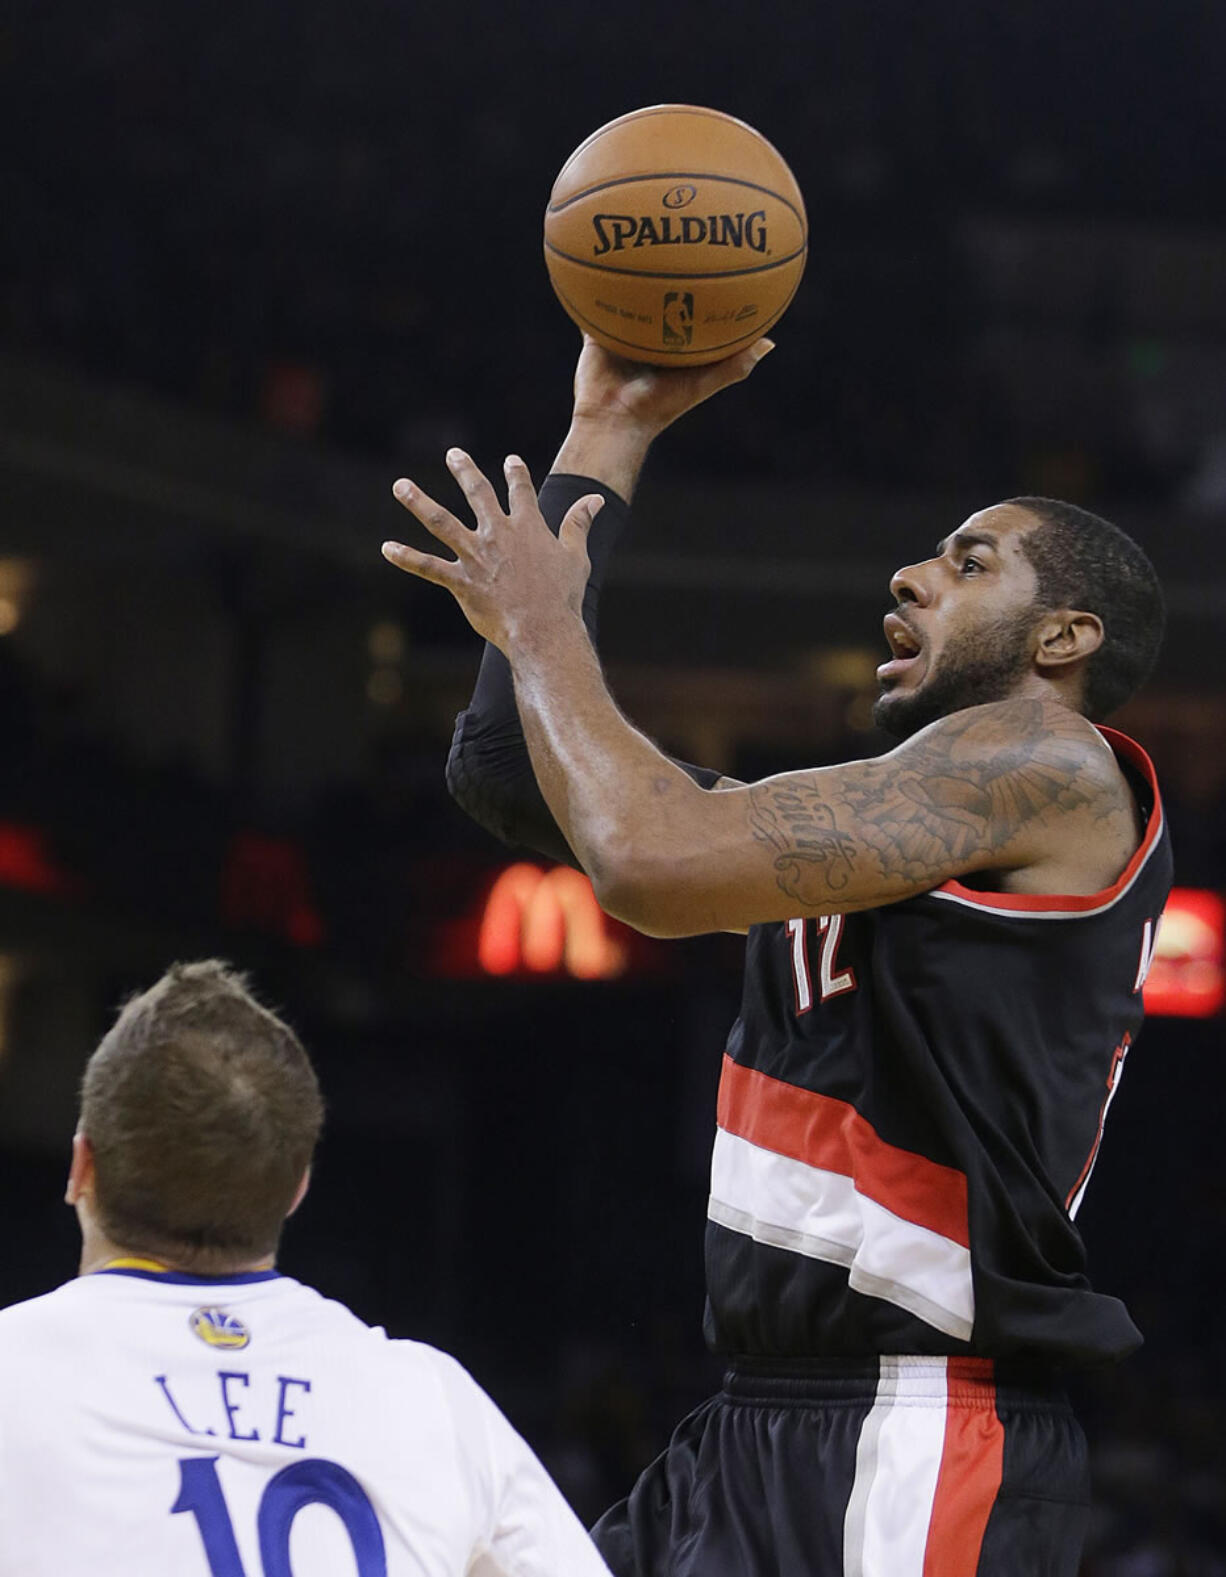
[877,612,925,685]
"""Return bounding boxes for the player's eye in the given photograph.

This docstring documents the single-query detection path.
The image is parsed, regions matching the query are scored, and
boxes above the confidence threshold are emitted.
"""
[960,556,984,575]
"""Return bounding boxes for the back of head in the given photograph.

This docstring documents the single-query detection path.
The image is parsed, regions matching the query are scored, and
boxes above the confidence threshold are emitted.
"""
[1009,496,1165,721]
[80,961,324,1273]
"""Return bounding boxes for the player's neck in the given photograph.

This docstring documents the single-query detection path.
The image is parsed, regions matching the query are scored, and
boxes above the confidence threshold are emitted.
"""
[77,1224,276,1279]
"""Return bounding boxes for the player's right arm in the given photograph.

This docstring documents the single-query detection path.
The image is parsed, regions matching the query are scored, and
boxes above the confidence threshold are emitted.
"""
[444,338,768,863]
[549,334,774,502]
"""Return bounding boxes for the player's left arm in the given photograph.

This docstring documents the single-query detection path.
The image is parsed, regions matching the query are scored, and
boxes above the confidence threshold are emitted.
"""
[383,453,1129,937]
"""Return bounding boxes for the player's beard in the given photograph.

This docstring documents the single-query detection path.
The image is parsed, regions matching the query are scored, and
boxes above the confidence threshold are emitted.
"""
[873,605,1038,740]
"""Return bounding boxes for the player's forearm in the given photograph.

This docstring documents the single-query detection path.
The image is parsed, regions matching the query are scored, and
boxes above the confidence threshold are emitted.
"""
[446,473,632,862]
[508,618,715,933]
[549,336,773,502]
[551,415,655,504]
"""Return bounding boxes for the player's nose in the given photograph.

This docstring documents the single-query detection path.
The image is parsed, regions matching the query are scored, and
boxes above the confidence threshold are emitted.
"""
[889,560,934,607]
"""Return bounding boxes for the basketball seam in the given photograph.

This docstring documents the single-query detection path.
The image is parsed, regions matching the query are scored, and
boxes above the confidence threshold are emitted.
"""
[549,268,805,358]
[543,238,808,281]
[547,171,805,227]
[555,105,784,182]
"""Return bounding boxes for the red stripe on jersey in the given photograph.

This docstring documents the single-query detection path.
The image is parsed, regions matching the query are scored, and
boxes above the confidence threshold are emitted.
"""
[934,728,1164,914]
[717,1056,970,1248]
[921,1359,1004,1577]
[1065,1032,1131,1212]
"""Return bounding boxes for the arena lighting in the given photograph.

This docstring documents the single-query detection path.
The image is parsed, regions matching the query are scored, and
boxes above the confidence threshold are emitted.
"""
[1144,888,1225,1018]
[477,863,627,981]
[0,558,34,636]
[0,823,77,897]
[0,954,22,1065]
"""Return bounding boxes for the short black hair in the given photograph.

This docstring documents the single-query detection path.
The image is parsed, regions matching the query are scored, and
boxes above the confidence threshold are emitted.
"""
[1006,496,1165,721]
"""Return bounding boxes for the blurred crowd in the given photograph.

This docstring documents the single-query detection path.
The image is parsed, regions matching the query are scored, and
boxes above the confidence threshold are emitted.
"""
[7,0,1226,500]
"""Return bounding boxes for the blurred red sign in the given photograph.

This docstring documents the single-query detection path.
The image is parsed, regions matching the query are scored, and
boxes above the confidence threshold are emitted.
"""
[477,863,626,981]
[219,833,325,948]
[1144,888,1225,1018]
[0,823,79,898]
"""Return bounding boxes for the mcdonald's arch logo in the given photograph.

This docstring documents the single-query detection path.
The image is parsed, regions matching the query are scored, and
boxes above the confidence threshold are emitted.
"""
[477,863,627,981]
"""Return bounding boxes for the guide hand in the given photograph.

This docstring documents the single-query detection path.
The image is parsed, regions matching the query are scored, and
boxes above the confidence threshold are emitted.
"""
[570,333,775,442]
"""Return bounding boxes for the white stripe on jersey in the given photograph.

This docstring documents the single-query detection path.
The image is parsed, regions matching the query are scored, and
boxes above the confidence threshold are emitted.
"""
[708,1128,975,1341]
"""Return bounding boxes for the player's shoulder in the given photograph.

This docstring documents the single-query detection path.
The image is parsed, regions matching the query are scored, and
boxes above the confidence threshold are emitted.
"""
[274,1281,462,1367]
[0,1276,91,1323]
[0,1280,90,1366]
[894,697,1125,792]
[275,1281,495,1410]
[384,1340,511,1446]
[908,695,1103,753]
[380,1335,487,1406]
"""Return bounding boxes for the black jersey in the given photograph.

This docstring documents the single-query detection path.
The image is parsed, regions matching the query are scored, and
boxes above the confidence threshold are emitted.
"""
[704,728,1172,1369]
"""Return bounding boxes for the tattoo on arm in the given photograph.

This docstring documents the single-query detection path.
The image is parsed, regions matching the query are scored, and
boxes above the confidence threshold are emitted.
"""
[746,700,1109,908]
[748,789,859,894]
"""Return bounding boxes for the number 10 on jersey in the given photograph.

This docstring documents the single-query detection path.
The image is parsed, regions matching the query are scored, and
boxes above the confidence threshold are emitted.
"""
[172,1455,386,1576]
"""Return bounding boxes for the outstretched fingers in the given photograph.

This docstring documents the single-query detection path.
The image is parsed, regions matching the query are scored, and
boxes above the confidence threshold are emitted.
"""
[381,537,462,588]
[445,447,504,526]
[391,477,470,553]
[694,336,775,399]
[502,453,537,513]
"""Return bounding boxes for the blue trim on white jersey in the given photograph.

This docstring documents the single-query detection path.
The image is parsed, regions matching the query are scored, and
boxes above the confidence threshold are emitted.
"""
[95,1267,282,1285]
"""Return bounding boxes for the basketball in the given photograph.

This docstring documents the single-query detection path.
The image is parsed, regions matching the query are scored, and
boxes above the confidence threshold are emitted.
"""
[543,104,807,366]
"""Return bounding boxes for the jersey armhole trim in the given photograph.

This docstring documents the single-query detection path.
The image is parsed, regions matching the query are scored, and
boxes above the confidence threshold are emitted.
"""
[929,727,1164,918]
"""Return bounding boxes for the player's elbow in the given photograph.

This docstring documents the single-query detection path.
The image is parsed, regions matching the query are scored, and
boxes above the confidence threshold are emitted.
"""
[590,850,701,939]
[445,712,515,843]
[445,713,486,813]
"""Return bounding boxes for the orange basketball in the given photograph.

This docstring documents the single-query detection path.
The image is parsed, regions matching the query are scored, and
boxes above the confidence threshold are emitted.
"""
[544,104,807,366]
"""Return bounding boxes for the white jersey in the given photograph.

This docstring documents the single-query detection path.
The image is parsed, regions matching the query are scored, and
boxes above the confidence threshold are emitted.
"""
[0,1266,612,1577]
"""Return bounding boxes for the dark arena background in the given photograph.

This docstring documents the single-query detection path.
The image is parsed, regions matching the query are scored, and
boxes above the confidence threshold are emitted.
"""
[3,2,1225,1570]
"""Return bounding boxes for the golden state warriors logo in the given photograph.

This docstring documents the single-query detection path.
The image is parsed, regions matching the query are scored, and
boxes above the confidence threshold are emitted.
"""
[189,1307,251,1350]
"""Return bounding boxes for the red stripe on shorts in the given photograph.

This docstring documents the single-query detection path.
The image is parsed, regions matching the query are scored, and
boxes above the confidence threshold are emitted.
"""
[921,1358,1005,1577]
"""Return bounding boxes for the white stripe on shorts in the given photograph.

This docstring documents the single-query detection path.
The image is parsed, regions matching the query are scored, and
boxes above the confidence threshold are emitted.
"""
[842,1357,951,1577]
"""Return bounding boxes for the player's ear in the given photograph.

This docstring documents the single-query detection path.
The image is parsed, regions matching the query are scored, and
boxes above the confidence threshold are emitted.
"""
[65,1131,95,1207]
[1034,609,1103,672]
[286,1167,312,1219]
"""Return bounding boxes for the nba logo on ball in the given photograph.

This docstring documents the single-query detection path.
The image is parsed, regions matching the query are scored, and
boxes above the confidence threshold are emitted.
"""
[662,293,694,347]
[544,104,807,366]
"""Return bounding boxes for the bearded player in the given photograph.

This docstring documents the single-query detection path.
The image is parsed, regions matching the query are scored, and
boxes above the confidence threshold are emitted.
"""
[382,336,1170,1577]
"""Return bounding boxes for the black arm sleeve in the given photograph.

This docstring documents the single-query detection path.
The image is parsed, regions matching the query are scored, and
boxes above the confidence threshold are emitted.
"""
[445,472,722,867]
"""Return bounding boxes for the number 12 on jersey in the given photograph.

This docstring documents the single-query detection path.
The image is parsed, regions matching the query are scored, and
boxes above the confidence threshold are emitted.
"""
[786,915,857,1014]
[172,1455,386,1576]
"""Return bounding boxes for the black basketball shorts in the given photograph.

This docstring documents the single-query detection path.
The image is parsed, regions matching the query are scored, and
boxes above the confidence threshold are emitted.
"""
[590,1356,1090,1577]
